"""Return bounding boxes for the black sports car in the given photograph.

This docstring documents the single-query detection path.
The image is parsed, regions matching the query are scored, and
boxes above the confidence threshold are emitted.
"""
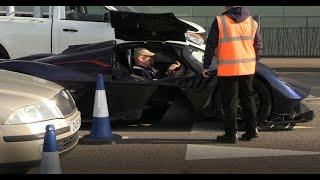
[0,11,314,130]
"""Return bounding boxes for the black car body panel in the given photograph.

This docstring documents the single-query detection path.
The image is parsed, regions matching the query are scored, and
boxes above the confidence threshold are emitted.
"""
[255,62,311,115]
[110,11,198,42]
[0,40,314,127]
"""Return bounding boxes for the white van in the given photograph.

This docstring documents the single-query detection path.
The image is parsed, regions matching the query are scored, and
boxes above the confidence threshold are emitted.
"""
[0,6,206,59]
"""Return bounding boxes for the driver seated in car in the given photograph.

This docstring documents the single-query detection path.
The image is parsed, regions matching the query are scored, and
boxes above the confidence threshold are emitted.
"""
[132,48,181,80]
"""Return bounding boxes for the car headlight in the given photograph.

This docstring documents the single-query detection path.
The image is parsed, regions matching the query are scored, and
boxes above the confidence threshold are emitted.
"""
[5,99,63,125]
[185,32,205,45]
[52,90,77,117]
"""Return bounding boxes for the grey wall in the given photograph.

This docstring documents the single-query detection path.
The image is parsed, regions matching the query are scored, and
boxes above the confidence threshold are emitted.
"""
[133,6,320,17]
[133,6,320,28]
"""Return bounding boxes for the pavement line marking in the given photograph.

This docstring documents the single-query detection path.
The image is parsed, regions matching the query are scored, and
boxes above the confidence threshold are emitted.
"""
[185,144,320,160]
[304,95,320,101]
[188,120,317,161]
[293,126,314,129]
[302,98,320,103]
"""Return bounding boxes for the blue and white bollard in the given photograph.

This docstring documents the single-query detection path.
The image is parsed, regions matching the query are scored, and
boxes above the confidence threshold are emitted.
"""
[79,73,121,144]
[40,125,61,174]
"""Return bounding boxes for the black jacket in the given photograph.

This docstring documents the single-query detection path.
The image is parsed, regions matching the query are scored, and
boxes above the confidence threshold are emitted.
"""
[203,7,263,69]
[133,65,159,80]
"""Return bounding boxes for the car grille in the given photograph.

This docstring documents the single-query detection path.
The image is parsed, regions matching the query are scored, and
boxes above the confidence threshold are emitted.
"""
[57,132,79,152]
[52,90,77,117]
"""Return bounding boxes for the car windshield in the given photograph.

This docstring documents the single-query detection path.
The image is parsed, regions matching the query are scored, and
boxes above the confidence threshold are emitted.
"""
[112,6,139,13]
[191,48,204,63]
[182,46,203,73]
[183,46,217,72]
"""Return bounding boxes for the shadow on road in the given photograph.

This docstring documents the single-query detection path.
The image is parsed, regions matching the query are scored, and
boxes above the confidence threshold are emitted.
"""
[80,119,297,133]
[80,120,197,132]
[78,137,217,145]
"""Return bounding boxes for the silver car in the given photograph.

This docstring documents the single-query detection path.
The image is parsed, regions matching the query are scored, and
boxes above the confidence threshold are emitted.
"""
[0,70,81,173]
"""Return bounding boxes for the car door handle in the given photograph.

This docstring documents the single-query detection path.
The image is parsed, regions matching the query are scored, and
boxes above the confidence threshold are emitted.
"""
[63,28,78,32]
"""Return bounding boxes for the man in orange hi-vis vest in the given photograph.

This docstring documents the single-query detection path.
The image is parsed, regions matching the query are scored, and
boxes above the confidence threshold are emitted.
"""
[202,6,262,143]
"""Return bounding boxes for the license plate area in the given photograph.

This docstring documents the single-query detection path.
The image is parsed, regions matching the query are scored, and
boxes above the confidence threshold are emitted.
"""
[70,118,81,132]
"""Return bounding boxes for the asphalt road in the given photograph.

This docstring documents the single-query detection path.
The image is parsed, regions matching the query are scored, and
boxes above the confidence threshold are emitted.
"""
[27,72,320,174]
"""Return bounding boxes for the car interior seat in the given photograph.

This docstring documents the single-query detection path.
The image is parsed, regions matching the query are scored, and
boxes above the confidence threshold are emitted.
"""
[127,48,133,72]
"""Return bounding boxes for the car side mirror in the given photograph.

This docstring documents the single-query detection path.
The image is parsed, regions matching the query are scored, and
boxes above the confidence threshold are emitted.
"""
[104,12,111,22]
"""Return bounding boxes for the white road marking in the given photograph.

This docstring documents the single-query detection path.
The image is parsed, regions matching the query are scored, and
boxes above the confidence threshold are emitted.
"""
[303,95,320,102]
[140,124,152,127]
[187,118,317,161]
[293,126,314,129]
[185,144,320,160]
[128,124,139,127]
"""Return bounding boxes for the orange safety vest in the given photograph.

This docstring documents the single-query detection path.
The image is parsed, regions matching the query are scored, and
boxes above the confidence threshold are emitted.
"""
[216,15,258,76]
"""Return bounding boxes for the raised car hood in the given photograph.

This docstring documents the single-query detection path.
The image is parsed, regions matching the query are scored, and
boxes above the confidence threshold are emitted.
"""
[110,11,198,42]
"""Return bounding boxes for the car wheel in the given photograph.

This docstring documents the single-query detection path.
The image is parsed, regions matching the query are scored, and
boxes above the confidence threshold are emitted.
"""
[214,78,272,130]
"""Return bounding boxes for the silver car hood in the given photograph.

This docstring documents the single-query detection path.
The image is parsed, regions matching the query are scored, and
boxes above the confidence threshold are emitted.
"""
[0,70,63,123]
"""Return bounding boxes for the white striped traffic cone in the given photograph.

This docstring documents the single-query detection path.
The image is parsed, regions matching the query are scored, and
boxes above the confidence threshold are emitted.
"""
[79,73,121,144]
[40,124,62,174]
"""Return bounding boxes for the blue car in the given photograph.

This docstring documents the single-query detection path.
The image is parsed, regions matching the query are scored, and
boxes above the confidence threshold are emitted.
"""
[0,11,314,130]
[0,39,314,129]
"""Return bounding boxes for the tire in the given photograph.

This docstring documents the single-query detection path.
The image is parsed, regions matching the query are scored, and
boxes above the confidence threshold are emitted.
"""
[0,45,10,59]
[214,78,272,130]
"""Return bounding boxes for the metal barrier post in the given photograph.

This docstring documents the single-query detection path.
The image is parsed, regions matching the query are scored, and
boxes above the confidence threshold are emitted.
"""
[6,6,15,16]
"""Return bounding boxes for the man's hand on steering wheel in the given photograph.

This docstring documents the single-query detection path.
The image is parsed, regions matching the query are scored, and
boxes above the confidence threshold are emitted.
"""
[168,61,181,73]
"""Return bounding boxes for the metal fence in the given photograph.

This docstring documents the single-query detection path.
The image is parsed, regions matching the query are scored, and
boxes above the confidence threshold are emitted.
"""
[261,27,320,57]
[178,16,320,57]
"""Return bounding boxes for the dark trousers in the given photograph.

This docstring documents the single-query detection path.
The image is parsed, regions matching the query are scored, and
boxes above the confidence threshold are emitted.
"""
[218,75,257,135]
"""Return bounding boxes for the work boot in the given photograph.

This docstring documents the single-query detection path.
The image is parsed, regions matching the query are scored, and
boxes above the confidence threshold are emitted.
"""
[241,128,259,141]
[216,133,238,143]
